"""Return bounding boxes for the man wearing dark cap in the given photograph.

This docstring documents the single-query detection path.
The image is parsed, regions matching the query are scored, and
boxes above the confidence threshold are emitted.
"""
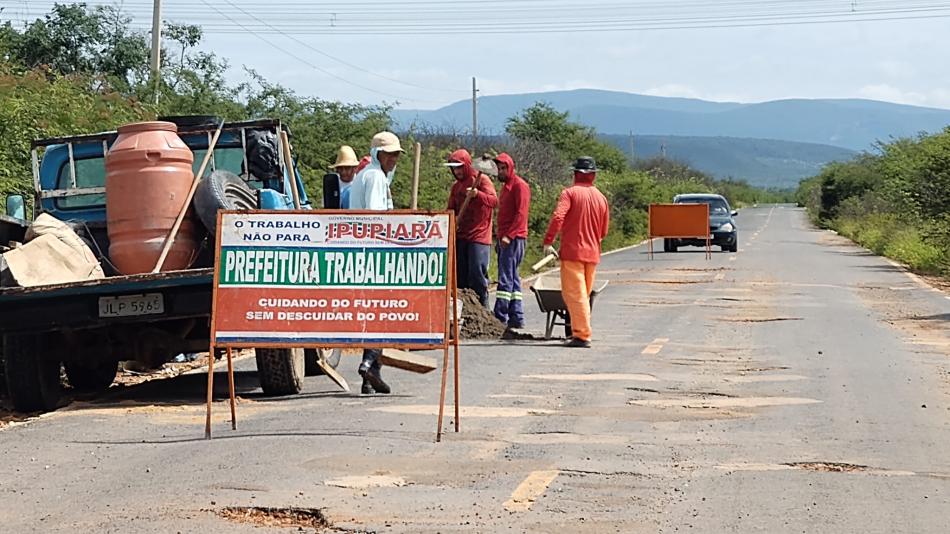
[542,157,610,348]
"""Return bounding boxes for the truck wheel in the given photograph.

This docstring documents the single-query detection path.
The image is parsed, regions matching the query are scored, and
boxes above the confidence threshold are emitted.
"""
[256,347,305,395]
[304,348,342,376]
[3,334,61,412]
[193,170,258,236]
[64,361,118,392]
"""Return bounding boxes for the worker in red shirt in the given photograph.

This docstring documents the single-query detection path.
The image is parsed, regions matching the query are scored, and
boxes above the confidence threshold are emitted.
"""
[492,152,531,329]
[542,157,610,348]
[446,149,498,306]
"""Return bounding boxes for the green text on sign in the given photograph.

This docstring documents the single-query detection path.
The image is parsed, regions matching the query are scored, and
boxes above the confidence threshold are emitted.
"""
[220,247,447,287]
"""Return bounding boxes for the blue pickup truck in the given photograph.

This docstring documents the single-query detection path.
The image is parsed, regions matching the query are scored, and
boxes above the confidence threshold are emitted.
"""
[0,117,330,412]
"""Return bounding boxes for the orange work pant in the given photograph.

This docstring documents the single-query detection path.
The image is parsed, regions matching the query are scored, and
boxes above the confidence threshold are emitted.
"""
[560,259,597,341]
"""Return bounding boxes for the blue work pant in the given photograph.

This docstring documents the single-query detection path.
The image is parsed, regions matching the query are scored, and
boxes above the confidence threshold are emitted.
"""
[493,238,526,327]
[456,240,490,307]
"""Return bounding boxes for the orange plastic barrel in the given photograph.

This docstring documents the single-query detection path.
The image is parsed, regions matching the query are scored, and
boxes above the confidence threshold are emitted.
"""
[106,121,198,274]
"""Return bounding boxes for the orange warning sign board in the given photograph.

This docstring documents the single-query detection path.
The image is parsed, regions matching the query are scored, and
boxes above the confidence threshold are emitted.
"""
[648,203,711,259]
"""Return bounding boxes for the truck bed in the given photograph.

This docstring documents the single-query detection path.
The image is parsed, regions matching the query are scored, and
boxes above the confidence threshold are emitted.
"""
[0,268,213,334]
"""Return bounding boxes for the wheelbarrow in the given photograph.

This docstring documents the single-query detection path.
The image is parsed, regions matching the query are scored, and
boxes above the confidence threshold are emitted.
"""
[529,275,609,339]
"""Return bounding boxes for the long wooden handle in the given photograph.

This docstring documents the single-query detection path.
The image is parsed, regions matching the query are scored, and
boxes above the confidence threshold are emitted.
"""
[153,120,224,273]
[411,142,421,209]
[531,253,557,272]
[457,192,473,221]
[280,131,302,210]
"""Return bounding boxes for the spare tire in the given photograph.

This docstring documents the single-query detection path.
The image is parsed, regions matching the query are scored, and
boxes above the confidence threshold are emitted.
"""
[193,170,258,236]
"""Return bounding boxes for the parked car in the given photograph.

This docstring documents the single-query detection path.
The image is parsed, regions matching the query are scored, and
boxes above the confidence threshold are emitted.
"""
[664,193,738,253]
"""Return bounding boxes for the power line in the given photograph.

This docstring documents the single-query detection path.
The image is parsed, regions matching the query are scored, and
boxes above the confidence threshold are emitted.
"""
[7,1,950,34]
[193,0,440,104]
[215,0,467,94]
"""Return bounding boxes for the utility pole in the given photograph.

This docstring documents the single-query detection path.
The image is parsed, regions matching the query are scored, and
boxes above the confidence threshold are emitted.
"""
[149,0,162,104]
[628,131,635,162]
[471,77,478,155]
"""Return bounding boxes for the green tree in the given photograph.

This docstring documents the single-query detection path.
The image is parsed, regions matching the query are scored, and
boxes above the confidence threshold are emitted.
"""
[506,102,628,173]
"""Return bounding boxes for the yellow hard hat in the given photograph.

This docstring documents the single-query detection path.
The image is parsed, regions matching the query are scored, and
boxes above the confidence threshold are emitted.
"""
[330,145,360,168]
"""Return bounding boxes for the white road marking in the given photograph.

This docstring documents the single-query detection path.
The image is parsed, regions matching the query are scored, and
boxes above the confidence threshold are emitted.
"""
[642,337,668,355]
[504,470,560,512]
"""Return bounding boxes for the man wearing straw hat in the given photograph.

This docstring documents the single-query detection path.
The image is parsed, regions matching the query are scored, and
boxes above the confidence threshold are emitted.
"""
[542,156,610,348]
[349,131,404,394]
[330,145,360,208]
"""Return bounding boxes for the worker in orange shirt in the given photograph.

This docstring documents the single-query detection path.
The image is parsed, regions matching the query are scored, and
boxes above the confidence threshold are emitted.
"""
[542,157,610,348]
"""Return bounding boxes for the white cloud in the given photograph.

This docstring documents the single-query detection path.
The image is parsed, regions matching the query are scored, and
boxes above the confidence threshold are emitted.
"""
[858,84,950,109]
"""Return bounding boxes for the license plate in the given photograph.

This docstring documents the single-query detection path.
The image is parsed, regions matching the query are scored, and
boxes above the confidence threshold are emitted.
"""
[98,294,165,318]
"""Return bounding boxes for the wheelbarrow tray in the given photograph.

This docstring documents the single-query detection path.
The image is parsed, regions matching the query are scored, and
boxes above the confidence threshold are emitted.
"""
[529,275,608,339]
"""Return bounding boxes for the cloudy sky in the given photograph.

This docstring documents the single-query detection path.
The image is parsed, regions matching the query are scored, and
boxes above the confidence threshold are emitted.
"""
[6,0,950,110]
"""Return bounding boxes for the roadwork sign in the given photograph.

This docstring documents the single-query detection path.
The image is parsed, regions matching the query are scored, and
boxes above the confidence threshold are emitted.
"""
[212,211,451,348]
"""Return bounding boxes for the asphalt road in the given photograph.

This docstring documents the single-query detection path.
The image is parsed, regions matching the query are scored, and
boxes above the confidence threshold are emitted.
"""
[2,205,949,533]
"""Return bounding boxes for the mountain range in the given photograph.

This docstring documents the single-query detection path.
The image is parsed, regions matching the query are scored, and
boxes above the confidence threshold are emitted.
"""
[392,89,950,187]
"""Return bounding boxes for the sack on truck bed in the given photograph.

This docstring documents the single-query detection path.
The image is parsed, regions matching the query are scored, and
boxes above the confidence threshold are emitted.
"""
[1,213,105,287]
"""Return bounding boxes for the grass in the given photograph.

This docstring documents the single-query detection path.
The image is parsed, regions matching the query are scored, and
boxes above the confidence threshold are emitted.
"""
[833,214,947,275]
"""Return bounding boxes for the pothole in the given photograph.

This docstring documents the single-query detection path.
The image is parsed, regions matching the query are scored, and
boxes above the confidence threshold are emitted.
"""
[785,462,868,473]
[523,373,658,382]
[626,387,736,398]
[368,405,556,417]
[737,366,791,372]
[715,462,919,477]
[629,397,821,409]
[716,317,804,323]
[216,507,331,531]
[324,474,408,489]
[723,374,808,383]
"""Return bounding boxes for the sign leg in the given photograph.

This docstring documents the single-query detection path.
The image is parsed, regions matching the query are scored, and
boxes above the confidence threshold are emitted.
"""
[453,339,460,433]
[205,345,215,439]
[436,345,450,442]
[226,347,237,430]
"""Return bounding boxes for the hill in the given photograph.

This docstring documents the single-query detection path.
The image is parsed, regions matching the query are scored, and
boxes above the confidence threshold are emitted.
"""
[393,89,950,151]
[600,134,858,189]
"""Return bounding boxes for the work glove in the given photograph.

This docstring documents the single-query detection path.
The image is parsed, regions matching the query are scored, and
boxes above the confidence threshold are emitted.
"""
[544,245,558,258]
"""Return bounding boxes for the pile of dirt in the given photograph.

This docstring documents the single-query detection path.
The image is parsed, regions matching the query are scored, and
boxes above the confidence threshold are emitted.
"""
[458,288,507,339]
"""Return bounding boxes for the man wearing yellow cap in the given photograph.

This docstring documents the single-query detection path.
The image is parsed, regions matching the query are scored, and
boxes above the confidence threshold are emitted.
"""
[330,145,360,209]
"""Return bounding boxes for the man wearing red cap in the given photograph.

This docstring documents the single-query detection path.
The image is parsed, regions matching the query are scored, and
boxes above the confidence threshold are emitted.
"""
[542,156,610,348]
[492,152,531,329]
[446,149,498,307]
